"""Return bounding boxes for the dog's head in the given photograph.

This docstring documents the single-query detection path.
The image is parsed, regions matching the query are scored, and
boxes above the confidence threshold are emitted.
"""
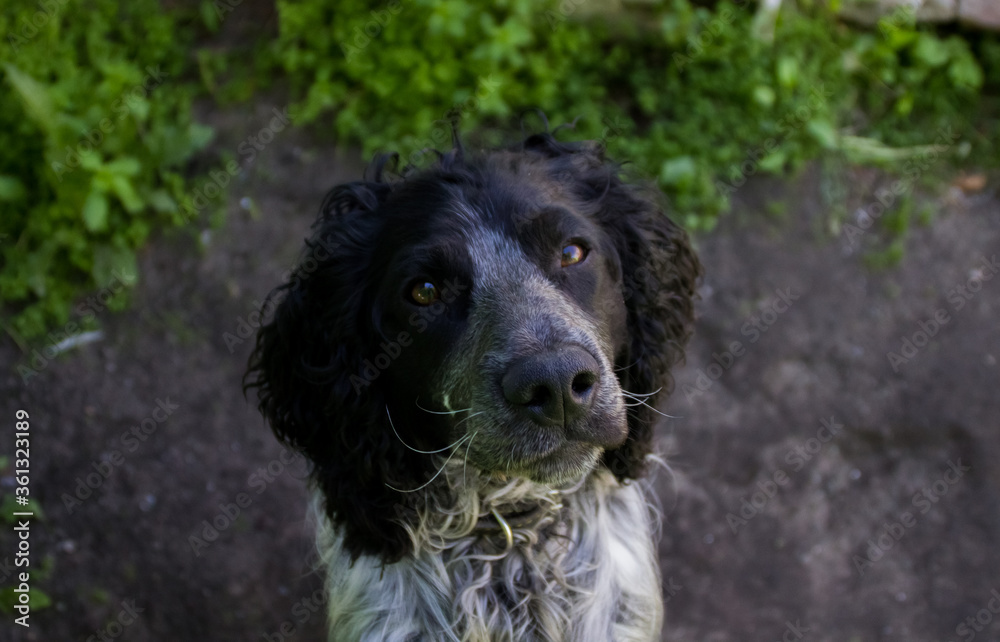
[246,131,701,561]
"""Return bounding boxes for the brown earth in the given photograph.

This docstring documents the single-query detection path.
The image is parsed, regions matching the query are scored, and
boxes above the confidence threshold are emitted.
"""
[1,101,998,642]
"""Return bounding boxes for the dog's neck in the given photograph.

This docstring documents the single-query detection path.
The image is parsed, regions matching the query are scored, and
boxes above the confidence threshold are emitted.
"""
[472,502,556,551]
[316,460,665,641]
[401,460,579,557]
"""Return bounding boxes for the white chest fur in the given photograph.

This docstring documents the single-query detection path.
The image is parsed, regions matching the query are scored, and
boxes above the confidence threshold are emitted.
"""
[314,468,663,642]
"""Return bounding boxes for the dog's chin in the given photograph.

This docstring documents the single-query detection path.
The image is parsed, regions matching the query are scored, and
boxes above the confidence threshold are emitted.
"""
[507,442,604,486]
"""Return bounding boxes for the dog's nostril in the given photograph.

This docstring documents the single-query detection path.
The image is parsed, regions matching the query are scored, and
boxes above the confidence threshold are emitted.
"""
[526,386,551,408]
[502,347,600,427]
[571,371,597,396]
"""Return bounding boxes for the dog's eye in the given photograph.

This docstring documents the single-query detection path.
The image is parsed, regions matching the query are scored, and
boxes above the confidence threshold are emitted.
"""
[560,243,587,267]
[409,281,439,306]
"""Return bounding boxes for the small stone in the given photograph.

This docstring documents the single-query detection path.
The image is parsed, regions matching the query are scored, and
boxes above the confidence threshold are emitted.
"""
[954,173,987,193]
[139,493,157,512]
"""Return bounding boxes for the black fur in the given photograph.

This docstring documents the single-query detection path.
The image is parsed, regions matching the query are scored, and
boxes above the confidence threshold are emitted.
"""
[245,130,701,563]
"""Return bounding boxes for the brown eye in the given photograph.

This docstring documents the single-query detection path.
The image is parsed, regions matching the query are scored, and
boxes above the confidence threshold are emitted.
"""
[410,281,439,306]
[560,243,587,267]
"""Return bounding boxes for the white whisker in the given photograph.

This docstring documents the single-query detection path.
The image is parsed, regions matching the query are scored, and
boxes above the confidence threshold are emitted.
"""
[620,387,662,399]
[453,410,485,430]
[387,405,469,454]
[462,431,477,488]
[415,398,473,415]
[613,358,640,372]
[620,394,679,419]
[385,435,471,493]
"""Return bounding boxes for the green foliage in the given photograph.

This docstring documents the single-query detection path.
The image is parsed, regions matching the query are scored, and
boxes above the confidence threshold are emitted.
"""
[0,0,212,340]
[2,0,996,342]
[269,0,994,233]
[0,494,45,524]
[0,552,53,614]
[0,490,51,613]
[852,18,985,149]
[0,585,52,614]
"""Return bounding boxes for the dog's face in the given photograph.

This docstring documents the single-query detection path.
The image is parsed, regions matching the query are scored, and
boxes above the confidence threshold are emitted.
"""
[247,133,701,561]
[371,159,630,484]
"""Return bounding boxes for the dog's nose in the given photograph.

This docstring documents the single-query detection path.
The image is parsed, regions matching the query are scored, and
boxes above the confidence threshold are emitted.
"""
[502,347,600,427]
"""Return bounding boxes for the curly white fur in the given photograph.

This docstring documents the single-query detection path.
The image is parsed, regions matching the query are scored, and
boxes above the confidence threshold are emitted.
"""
[314,460,664,642]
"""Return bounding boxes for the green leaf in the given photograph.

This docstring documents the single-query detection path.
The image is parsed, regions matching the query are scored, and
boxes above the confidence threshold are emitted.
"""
[776,56,799,89]
[79,151,104,173]
[0,586,52,614]
[92,244,138,288]
[758,149,788,173]
[949,54,983,91]
[148,189,177,213]
[659,156,697,188]
[2,64,58,133]
[82,189,109,232]
[201,0,221,32]
[807,119,838,149]
[912,34,950,68]
[752,85,775,109]
[104,157,142,177]
[894,93,914,116]
[0,175,26,201]
[110,175,144,213]
[0,495,46,523]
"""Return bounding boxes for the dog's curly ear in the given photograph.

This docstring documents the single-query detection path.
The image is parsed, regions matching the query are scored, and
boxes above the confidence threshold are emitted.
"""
[244,180,425,562]
[593,161,702,481]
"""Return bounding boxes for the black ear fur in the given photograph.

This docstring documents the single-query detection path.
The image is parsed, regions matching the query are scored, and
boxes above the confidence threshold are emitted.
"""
[525,133,701,480]
[601,182,701,481]
[245,178,427,563]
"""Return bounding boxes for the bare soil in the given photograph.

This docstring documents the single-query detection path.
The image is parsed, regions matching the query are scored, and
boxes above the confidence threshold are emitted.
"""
[1,102,998,642]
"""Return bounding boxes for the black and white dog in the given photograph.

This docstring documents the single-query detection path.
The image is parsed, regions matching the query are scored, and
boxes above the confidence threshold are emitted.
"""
[246,130,700,641]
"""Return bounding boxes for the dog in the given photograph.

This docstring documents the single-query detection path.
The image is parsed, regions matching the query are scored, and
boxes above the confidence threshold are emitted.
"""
[245,129,700,641]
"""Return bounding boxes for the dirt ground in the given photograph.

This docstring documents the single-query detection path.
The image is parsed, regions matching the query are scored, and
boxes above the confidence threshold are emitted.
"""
[1,100,998,642]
